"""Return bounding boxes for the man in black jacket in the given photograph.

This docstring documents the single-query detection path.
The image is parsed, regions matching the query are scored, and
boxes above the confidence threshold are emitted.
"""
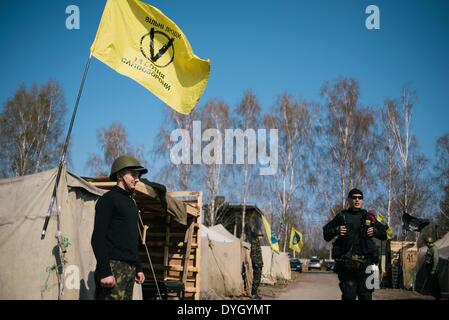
[91,155,148,300]
[323,188,387,300]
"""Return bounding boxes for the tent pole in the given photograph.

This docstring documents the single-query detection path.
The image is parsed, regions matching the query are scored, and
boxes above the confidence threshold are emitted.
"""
[40,53,93,240]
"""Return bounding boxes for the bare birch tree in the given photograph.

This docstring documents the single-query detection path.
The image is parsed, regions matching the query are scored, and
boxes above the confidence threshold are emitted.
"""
[152,109,198,191]
[387,86,415,214]
[380,88,433,238]
[320,79,356,208]
[435,133,449,185]
[380,99,401,226]
[263,94,312,251]
[85,123,147,177]
[235,89,261,239]
[200,99,231,226]
[434,134,449,234]
[319,78,377,210]
[0,81,67,178]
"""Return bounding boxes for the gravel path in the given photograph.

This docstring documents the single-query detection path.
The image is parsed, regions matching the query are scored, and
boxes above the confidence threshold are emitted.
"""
[262,271,435,300]
[273,271,341,300]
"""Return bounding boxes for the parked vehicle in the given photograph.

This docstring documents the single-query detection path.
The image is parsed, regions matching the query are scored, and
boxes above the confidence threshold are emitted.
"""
[290,258,303,272]
[325,260,335,271]
[308,257,322,271]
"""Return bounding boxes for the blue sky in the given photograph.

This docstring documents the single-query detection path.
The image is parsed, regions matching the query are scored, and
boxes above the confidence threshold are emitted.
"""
[1,0,448,178]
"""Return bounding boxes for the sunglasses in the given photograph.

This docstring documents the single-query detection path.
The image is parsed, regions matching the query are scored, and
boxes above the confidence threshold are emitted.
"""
[351,196,363,200]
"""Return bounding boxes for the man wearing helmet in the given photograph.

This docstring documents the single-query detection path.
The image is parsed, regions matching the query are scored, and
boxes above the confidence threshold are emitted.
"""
[424,236,441,300]
[91,155,148,300]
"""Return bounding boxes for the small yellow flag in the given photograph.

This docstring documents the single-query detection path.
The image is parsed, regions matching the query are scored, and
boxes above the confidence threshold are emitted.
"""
[91,0,210,115]
[289,226,303,254]
[260,214,280,253]
[376,213,393,239]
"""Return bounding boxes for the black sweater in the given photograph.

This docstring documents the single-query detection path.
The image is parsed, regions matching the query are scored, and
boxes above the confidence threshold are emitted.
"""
[91,186,143,278]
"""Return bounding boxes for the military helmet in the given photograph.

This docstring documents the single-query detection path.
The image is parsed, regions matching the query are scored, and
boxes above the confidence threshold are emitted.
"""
[426,236,434,244]
[110,155,148,181]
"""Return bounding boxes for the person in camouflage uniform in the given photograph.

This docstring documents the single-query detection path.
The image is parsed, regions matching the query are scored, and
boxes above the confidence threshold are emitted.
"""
[91,155,147,300]
[95,260,136,300]
[424,237,441,300]
[250,231,264,299]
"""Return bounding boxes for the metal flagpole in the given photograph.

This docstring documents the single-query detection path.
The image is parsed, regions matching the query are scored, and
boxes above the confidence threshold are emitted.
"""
[40,53,93,240]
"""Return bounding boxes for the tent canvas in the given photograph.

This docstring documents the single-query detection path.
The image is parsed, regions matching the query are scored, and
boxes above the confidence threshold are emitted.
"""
[200,224,252,299]
[209,224,253,297]
[261,246,291,285]
[272,251,291,281]
[261,246,275,285]
[210,224,241,243]
[0,167,104,299]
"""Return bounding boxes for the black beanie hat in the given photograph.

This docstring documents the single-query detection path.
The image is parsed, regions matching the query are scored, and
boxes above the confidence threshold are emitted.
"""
[348,188,363,198]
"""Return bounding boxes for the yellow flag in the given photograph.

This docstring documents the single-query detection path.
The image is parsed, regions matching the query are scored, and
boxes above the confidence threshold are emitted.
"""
[376,213,393,239]
[260,214,280,253]
[91,0,210,115]
[289,226,303,254]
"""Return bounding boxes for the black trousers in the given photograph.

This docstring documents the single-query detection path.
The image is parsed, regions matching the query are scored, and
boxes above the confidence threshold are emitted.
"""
[336,261,373,300]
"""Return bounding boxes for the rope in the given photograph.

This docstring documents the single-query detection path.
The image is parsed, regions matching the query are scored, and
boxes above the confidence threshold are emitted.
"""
[54,195,66,300]
[137,211,162,300]
[42,265,56,292]
[62,236,71,248]
[40,233,69,294]
[57,240,69,298]
[41,234,71,298]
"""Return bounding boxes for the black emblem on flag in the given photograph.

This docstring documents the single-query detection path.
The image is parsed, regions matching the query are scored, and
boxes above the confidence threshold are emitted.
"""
[141,27,175,68]
[402,212,429,232]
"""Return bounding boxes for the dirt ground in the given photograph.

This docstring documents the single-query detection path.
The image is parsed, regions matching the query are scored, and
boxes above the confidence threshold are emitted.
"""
[257,270,436,300]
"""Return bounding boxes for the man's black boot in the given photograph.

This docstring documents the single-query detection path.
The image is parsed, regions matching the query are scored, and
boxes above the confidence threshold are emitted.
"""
[251,291,262,300]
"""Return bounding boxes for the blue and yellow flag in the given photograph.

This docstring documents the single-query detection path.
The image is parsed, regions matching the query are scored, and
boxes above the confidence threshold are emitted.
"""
[377,213,393,239]
[91,0,210,115]
[260,214,279,253]
[289,226,303,254]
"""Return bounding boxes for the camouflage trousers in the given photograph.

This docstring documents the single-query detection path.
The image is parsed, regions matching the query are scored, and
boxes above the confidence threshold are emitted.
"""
[95,260,136,300]
[252,266,263,295]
